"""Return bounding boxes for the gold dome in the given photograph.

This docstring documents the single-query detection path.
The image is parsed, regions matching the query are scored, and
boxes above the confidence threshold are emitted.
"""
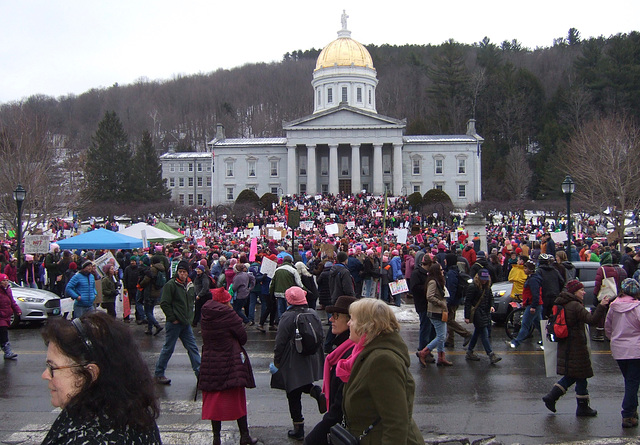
[315,35,374,71]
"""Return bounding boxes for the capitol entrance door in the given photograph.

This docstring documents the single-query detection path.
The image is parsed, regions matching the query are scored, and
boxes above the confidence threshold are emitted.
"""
[338,179,351,194]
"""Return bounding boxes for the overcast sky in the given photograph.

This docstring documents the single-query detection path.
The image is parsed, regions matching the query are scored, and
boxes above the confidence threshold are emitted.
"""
[1,0,638,104]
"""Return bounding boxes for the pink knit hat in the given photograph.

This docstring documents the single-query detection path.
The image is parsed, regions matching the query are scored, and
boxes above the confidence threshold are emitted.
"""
[285,286,307,306]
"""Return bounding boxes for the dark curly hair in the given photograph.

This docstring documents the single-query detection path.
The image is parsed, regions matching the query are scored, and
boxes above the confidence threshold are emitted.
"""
[42,312,159,429]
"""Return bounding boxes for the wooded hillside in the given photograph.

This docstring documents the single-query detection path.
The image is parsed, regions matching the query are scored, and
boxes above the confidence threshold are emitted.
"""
[1,29,639,202]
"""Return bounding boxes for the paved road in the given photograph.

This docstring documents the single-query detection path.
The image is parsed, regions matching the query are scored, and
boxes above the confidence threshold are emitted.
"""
[0,306,637,445]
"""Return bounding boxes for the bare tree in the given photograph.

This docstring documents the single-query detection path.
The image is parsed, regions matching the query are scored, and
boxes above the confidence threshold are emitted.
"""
[560,115,640,242]
[0,103,65,235]
[503,146,532,199]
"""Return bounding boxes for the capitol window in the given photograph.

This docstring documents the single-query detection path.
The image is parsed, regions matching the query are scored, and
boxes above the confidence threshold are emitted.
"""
[270,160,279,177]
[179,178,184,187]
[206,176,211,186]
[458,158,466,174]
[328,88,333,103]
[435,159,443,175]
[248,160,256,177]
[299,154,307,175]
[188,194,194,205]
[169,163,175,172]
[458,184,466,198]
[412,158,420,175]
[169,178,175,187]
[226,161,234,177]
[383,154,391,174]
[188,177,193,187]
[321,157,328,176]
[179,163,184,172]
[342,87,348,102]
[357,87,362,102]
[361,156,370,176]
[197,177,203,187]
[226,187,234,200]
[188,163,193,172]
[178,194,184,205]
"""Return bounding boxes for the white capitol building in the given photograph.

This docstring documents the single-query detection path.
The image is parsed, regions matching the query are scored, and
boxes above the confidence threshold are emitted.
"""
[161,13,483,207]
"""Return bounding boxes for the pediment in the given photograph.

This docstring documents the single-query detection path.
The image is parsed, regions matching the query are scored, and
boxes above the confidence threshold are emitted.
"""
[283,105,405,130]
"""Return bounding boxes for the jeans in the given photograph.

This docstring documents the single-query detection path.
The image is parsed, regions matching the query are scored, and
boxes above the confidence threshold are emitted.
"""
[135,290,147,321]
[391,291,403,307]
[417,310,436,351]
[23,281,37,289]
[233,298,250,323]
[557,375,588,396]
[468,326,493,354]
[248,291,260,322]
[426,318,447,353]
[512,305,543,346]
[617,359,640,418]
[276,297,288,321]
[145,303,159,330]
[362,279,377,298]
[380,283,390,303]
[154,322,201,378]
[286,383,313,422]
[73,305,94,319]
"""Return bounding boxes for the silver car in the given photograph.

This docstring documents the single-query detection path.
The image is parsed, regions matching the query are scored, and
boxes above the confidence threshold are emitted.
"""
[8,282,61,328]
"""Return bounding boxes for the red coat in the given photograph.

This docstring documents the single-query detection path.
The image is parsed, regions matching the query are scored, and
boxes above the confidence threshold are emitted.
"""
[0,285,20,328]
[197,300,255,392]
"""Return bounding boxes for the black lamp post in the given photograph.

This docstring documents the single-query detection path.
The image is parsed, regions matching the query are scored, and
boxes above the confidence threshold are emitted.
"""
[13,184,26,269]
[561,175,575,254]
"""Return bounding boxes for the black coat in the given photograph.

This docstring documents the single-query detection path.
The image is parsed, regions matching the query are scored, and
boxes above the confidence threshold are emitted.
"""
[198,300,255,392]
[317,268,332,306]
[409,266,429,313]
[464,283,493,328]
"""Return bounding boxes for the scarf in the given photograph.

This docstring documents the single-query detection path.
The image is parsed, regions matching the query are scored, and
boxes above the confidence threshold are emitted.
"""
[322,337,355,409]
[336,334,367,383]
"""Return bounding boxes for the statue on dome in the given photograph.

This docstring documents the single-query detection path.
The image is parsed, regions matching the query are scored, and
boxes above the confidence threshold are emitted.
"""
[341,10,349,30]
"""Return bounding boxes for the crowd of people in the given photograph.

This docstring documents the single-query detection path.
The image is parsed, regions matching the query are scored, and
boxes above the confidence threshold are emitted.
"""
[3,192,640,442]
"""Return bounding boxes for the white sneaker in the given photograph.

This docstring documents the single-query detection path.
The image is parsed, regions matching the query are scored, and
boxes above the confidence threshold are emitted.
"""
[506,340,517,349]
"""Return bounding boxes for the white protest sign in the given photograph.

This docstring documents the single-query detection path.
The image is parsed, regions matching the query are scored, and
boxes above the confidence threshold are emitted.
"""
[550,231,568,244]
[273,230,282,240]
[24,235,50,254]
[260,257,277,278]
[94,251,119,279]
[389,279,409,295]
[346,221,356,229]
[396,228,408,244]
[300,221,315,231]
[325,223,339,235]
[450,231,458,242]
[529,234,537,242]
[251,227,261,238]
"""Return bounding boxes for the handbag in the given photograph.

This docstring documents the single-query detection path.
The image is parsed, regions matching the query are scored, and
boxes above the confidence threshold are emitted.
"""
[329,417,380,445]
[596,267,617,302]
[441,311,448,322]
[468,289,484,322]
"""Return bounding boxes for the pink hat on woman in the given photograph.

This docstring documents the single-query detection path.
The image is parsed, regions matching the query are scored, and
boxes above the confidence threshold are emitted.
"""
[285,286,307,306]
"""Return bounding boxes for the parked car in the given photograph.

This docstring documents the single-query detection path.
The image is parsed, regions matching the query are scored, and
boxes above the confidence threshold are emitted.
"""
[8,282,61,328]
[491,261,601,323]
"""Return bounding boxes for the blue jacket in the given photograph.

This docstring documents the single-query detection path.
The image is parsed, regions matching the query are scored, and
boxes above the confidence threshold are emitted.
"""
[390,256,403,281]
[65,271,97,307]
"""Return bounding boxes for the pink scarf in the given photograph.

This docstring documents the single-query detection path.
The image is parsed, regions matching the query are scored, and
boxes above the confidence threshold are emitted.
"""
[336,334,367,383]
[322,338,355,408]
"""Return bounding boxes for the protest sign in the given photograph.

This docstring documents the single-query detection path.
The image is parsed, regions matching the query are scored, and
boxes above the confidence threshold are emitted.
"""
[550,231,568,244]
[24,235,50,254]
[346,221,356,229]
[260,257,277,278]
[325,223,339,235]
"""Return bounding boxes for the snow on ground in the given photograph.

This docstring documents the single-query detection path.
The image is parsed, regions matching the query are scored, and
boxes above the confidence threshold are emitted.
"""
[390,304,420,324]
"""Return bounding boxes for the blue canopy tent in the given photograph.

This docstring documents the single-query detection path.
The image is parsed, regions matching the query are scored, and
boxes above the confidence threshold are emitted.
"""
[57,228,144,250]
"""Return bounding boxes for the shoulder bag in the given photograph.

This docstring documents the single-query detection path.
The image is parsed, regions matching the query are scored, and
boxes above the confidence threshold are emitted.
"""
[596,268,617,302]
[329,417,380,445]
[469,288,484,322]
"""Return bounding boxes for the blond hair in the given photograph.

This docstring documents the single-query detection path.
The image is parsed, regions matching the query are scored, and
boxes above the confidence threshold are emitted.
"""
[349,299,400,345]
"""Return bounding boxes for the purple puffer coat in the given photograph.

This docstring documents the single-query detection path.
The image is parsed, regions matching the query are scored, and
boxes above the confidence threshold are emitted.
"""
[197,300,255,392]
[0,285,20,328]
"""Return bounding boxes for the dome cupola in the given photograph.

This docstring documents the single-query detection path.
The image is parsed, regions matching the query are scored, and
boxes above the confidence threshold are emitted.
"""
[312,11,378,113]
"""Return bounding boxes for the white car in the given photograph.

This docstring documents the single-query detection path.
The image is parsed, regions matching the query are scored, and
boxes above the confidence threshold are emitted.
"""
[8,282,61,328]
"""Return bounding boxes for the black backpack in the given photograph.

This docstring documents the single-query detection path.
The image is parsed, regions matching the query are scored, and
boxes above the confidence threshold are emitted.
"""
[153,270,166,289]
[292,309,324,356]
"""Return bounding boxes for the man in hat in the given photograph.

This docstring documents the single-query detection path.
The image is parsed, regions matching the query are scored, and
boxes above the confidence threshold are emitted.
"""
[65,260,97,319]
[154,260,201,385]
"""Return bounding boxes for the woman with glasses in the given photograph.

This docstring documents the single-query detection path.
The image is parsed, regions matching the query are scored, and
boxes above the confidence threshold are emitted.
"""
[305,295,356,445]
[40,312,161,444]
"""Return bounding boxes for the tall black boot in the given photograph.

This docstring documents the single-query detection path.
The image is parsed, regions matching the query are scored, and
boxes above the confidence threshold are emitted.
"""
[237,415,258,445]
[309,385,327,413]
[211,420,221,445]
[542,383,566,413]
[576,395,598,417]
[287,421,304,441]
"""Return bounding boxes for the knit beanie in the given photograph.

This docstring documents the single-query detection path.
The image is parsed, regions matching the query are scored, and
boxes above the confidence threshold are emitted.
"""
[566,279,584,294]
[621,278,640,297]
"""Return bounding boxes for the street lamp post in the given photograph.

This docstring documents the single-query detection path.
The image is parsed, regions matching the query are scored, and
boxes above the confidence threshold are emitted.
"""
[561,175,575,254]
[13,184,26,269]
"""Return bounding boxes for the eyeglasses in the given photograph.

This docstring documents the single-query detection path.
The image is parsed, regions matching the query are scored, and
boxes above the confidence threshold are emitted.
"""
[331,313,340,320]
[45,362,86,378]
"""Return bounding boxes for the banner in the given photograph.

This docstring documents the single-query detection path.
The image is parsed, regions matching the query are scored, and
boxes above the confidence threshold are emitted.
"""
[249,237,258,262]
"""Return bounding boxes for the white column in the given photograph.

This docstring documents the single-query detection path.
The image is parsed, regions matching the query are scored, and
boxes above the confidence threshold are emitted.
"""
[287,145,297,195]
[392,143,403,196]
[373,143,383,195]
[476,143,482,203]
[351,144,361,193]
[307,145,317,195]
[329,144,339,195]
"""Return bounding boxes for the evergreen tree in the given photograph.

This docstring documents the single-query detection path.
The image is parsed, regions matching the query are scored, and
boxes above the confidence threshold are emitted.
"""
[84,111,133,203]
[133,130,171,201]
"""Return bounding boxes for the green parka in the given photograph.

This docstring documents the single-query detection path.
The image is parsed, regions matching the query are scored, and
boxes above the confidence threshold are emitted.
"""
[160,277,195,325]
[343,331,423,445]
